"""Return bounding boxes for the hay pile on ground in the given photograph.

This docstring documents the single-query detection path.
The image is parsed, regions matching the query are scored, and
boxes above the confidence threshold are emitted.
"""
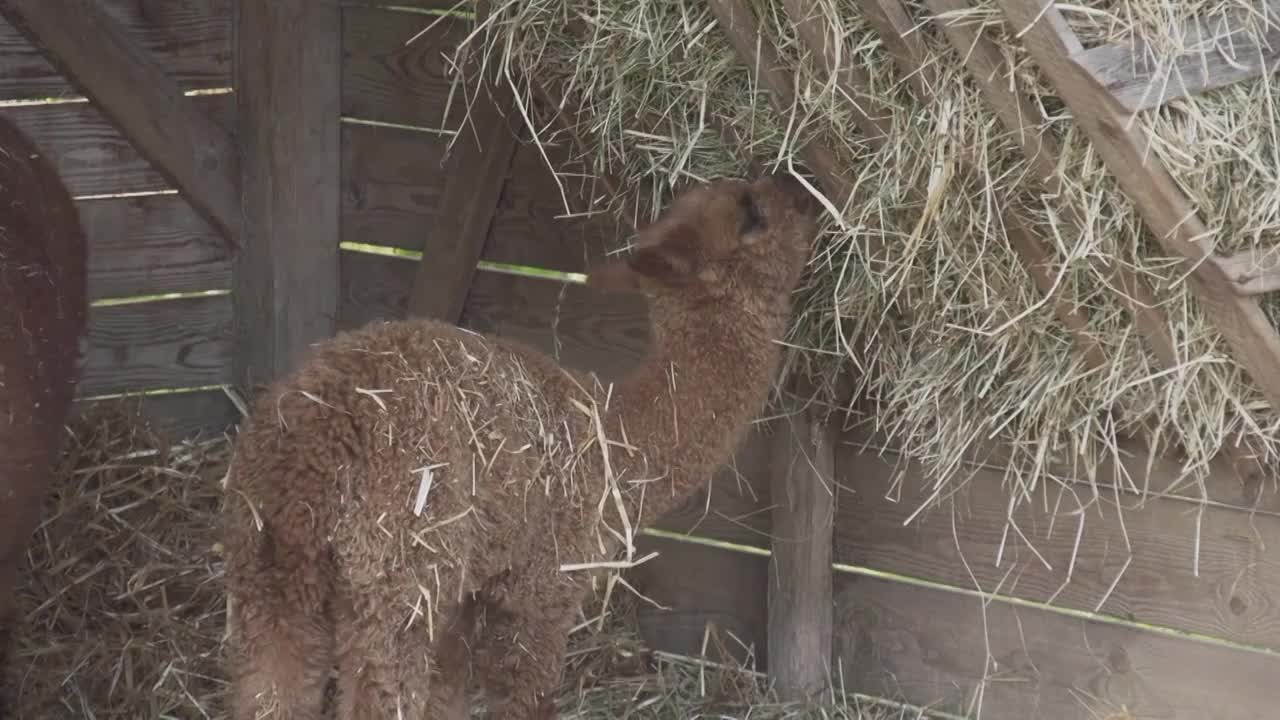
[3,406,903,718]
[459,0,1280,507]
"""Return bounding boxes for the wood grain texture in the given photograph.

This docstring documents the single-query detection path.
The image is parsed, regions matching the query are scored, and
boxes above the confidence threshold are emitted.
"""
[834,434,1280,653]
[408,77,520,322]
[998,0,1280,414]
[0,94,231,197]
[482,141,620,273]
[1213,246,1280,296]
[461,272,649,381]
[835,573,1280,719]
[1077,2,1280,113]
[852,0,938,100]
[73,388,239,441]
[340,251,650,380]
[233,0,341,394]
[629,536,770,668]
[0,0,230,100]
[80,195,230,300]
[0,0,240,245]
[767,401,836,700]
[80,295,233,397]
[341,122,449,251]
[341,6,466,129]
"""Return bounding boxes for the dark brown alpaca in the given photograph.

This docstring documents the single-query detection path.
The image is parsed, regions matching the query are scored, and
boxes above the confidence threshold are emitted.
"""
[0,114,88,711]
[222,172,820,719]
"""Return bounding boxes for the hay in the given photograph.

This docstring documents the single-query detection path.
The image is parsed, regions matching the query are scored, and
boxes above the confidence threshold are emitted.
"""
[457,0,1280,514]
[5,404,900,718]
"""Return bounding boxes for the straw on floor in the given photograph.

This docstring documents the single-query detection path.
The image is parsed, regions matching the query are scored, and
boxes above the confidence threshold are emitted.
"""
[3,405,902,719]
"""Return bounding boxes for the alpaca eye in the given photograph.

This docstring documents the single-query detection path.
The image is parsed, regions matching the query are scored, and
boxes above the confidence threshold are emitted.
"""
[738,192,765,236]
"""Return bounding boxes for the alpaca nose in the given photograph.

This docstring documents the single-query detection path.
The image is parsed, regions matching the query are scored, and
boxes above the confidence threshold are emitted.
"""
[767,172,820,216]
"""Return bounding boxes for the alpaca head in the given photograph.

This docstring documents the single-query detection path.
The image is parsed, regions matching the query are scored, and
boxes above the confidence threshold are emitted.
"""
[588,173,821,317]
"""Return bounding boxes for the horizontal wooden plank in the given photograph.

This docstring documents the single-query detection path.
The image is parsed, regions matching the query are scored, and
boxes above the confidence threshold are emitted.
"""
[341,122,448,251]
[73,388,238,441]
[341,6,466,129]
[339,249,650,378]
[834,433,1280,654]
[460,269,649,380]
[1077,2,1280,113]
[483,141,621,273]
[80,194,230,299]
[0,94,231,197]
[80,294,232,397]
[627,536,769,667]
[836,573,1280,719]
[0,0,231,100]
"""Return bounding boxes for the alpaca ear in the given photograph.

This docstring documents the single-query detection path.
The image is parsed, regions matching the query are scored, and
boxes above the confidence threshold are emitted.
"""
[628,223,699,286]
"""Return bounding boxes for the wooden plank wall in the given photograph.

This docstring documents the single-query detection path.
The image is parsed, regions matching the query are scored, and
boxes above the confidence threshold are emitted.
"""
[5,3,1280,718]
[0,0,495,439]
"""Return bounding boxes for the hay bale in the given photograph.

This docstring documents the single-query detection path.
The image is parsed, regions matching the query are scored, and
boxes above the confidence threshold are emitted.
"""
[4,405,893,718]
[462,0,1280,508]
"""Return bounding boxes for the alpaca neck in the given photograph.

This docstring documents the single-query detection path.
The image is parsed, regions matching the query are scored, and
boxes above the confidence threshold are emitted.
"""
[605,297,788,526]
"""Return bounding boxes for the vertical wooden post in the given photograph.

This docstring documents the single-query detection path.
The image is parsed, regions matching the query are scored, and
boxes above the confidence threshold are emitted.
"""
[233,0,341,395]
[767,389,836,702]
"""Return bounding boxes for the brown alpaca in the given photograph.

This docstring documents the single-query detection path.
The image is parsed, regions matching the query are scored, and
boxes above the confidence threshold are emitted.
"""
[0,114,88,710]
[222,172,820,719]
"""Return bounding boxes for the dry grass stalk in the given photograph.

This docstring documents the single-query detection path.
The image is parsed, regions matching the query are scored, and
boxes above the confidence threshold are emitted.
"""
[447,0,1280,570]
[5,405,901,718]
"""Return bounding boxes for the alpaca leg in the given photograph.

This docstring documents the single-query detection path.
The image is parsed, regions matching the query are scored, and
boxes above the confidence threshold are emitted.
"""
[333,588,472,720]
[473,595,575,719]
[228,586,333,720]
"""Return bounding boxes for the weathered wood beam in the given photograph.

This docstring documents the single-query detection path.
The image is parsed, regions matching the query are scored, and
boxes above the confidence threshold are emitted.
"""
[1214,247,1280,297]
[787,0,1094,359]
[853,0,938,100]
[233,0,341,394]
[0,0,240,248]
[1077,1,1280,113]
[767,387,836,702]
[924,0,1175,371]
[998,0,1280,411]
[408,75,520,323]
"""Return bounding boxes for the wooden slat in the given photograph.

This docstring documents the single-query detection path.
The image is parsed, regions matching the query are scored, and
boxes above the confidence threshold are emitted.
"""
[80,195,230,300]
[926,0,1176,365]
[1214,246,1280,296]
[834,434,1280,654]
[340,122,449,251]
[1077,2,1280,113]
[628,536,769,668]
[461,271,648,380]
[853,0,938,100]
[767,398,835,700]
[73,388,239,441]
[339,251,649,379]
[998,0,1280,413]
[0,0,240,246]
[408,72,520,322]
[0,0,230,100]
[0,94,231,197]
[233,0,341,393]
[79,295,233,398]
[341,6,466,129]
[835,573,1280,719]
[482,141,618,273]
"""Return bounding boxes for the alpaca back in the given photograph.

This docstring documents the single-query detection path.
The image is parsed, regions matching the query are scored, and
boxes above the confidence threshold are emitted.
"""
[223,318,615,619]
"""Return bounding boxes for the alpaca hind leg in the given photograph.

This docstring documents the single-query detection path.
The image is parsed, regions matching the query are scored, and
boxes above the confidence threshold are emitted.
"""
[228,586,333,720]
[473,591,576,719]
[333,588,472,720]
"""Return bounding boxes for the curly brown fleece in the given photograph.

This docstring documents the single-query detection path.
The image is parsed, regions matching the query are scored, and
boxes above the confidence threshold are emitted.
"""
[222,172,820,719]
[0,113,88,712]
